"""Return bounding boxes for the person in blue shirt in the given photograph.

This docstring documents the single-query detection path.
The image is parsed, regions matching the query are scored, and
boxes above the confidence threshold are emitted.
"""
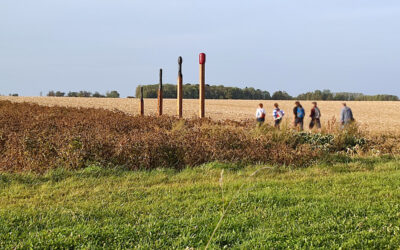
[293,101,305,131]
[340,103,354,127]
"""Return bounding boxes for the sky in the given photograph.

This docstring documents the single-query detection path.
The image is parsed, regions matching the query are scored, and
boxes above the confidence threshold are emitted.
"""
[1,0,400,97]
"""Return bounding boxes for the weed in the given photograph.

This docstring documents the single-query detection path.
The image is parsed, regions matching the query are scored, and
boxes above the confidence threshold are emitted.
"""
[0,101,396,172]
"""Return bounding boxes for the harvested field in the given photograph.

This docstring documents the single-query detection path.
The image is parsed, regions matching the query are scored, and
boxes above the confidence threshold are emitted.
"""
[1,96,399,134]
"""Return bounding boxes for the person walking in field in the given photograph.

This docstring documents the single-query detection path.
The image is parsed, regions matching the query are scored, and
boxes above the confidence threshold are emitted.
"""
[293,101,305,131]
[255,103,266,125]
[272,103,285,129]
[309,101,321,129]
[340,102,354,126]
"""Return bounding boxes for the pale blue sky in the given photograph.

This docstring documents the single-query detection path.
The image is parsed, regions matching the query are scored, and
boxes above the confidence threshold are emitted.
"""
[1,0,399,97]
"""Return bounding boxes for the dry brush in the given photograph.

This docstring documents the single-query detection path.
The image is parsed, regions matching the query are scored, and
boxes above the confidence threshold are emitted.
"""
[0,101,397,172]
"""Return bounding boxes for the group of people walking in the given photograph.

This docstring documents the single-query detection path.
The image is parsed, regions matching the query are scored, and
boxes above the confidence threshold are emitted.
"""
[256,101,354,130]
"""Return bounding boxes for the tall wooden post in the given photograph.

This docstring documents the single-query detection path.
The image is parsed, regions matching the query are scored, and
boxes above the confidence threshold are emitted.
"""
[139,86,144,116]
[177,56,183,118]
[157,69,163,116]
[199,53,206,118]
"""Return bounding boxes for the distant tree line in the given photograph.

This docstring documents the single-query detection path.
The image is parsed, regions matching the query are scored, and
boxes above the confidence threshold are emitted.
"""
[296,89,399,101]
[136,84,398,101]
[47,90,120,98]
[136,84,271,100]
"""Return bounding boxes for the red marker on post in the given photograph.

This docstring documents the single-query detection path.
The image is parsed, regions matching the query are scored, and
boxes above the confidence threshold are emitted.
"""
[199,53,206,118]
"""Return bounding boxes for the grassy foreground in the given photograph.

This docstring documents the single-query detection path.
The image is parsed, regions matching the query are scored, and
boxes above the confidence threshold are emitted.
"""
[1,159,400,248]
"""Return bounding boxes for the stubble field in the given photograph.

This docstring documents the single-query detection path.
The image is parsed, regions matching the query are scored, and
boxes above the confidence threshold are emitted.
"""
[1,96,399,134]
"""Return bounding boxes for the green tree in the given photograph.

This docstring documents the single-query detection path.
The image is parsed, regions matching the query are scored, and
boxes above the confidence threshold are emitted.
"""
[136,84,272,100]
[272,91,292,100]
[67,92,78,97]
[106,91,120,98]
[92,92,105,98]
[78,91,92,97]
[55,91,65,97]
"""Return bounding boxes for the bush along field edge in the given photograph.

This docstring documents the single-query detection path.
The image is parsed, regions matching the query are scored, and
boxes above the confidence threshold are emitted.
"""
[0,100,399,172]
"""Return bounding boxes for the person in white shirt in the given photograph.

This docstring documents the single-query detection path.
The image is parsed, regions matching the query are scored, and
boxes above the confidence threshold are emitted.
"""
[255,103,266,125]
[272,103,285,129]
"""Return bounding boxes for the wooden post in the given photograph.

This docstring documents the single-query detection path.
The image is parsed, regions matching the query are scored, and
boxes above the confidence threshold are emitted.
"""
[157,69,163,116]
[139,86,144,116]
[177,56,183,118]
[199,53,206,118]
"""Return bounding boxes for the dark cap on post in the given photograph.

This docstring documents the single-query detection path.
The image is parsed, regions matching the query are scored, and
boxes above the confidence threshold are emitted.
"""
[159,68,163,90]
[178,56,183,76]
[199,53,206,64]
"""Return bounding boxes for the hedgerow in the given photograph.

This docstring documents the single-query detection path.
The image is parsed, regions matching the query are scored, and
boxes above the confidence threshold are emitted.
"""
[0,101,394,172]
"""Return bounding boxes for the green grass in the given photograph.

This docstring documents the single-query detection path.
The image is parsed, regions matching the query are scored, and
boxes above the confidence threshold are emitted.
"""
[1,158,400,249]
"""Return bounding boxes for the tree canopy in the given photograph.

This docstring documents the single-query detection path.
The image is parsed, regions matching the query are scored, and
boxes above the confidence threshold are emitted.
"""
[136,84,398,101]
[47,90,120,98]
[136,84,271,100]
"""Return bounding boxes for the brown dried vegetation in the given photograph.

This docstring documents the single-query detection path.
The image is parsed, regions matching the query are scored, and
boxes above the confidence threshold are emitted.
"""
[0,101,397,172]
[2,97,400,134]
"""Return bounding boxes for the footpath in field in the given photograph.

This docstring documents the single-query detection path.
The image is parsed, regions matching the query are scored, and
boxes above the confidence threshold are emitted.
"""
[1,159,400,248]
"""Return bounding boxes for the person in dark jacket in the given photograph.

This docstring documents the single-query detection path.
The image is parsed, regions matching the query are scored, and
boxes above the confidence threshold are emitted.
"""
[293,101,305,131]
[340,103,354,126]
[309,101,321,129]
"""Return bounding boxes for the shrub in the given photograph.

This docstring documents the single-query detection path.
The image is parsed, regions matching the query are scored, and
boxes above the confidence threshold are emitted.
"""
[0,101,387,172]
